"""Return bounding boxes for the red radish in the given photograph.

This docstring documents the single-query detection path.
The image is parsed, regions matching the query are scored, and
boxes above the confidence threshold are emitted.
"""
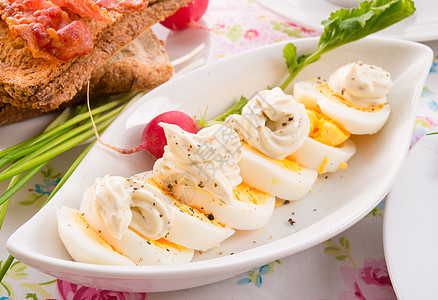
[160,0,209,31]
[91,110,199,159]
[140,111,199,158]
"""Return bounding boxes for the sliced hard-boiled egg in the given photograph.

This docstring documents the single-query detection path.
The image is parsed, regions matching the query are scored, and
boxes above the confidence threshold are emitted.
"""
[153,123,243,207]
[152,123,275,230]
[290,138,356,174]
[306,108,350,147]
[87,175,173,242]
[164,195,236,250]
[293,73,391,135]
[223,88,316,201]
[314,84,390,135]
[287,109,356,174]
[169,179,275,231]
[292,79,322,111]
[225,87,310,160]
[80,187,194,265]
[138,172,235,251]
[56,206,135,266]
[238,143,317,201]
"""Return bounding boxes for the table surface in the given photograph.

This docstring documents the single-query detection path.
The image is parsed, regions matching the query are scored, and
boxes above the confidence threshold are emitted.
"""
[1,0,438,299]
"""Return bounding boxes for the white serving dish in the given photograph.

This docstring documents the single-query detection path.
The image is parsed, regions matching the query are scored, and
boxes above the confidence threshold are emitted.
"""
[6,37,432,292]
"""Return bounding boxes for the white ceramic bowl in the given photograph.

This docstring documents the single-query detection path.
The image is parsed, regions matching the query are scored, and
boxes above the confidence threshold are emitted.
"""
[6,37,432,292]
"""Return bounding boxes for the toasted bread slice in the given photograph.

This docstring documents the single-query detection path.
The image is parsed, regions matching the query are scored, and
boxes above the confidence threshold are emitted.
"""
[0,29,173,125]
[0,0,188,111]
[0,103,44,126]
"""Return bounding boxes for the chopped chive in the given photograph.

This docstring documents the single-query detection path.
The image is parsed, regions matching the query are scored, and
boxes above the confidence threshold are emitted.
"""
[0,164,47,207]
[0,116,117,182]
[0,255,14,282]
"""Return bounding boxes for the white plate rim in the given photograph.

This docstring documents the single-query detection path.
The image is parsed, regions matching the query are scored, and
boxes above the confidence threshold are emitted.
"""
[254,0,438,42]
[383,126,438,299]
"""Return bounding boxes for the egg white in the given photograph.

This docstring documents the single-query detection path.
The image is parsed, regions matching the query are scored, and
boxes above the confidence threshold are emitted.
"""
[238,144,317,201]
[290,138,356,173]
[134,172,236,251]
[80,188,194,265]
[170,181,275,231]
[316,95,390,135]
[137,169,275,231]
[292,80,322,111]
[293,79,391,135]
[165,202,236,250]
[56,206,135,266]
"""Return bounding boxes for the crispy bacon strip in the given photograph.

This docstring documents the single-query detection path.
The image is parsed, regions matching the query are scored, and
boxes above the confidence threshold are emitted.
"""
[0,0,93,61]
[0,0,148,61]
[51,0,148,21]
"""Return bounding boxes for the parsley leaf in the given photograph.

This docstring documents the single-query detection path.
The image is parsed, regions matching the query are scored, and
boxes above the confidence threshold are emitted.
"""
[280,0,416,90]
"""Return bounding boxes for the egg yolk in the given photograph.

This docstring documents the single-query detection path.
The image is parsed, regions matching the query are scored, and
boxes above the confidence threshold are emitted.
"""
[306,109,350,147]
[316,83,385,113]
[71,210,127,256]
[129,227,187,251]
[318,156,329,174]
[233,182,271,205]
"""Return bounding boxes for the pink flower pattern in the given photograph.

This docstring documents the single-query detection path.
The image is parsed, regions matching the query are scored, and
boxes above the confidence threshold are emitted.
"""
[57,280,146,300]
[285,21,316,34]
[339,258,396,300]
[206,0,318,60]
[244,29,259,39]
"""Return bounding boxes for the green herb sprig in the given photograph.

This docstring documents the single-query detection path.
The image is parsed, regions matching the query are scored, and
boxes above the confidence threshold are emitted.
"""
[280,0,415,90]
[197,96,248,128]
[200,0,415,128]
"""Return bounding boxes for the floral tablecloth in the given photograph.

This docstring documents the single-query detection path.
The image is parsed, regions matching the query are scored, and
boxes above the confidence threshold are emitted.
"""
[1,0,437,299]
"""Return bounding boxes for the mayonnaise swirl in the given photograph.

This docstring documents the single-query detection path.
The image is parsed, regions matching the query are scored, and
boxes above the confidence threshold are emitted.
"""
[153,123,242,205]
[84,175,173,240]
[225,87,309,160]
[328,61,393,109]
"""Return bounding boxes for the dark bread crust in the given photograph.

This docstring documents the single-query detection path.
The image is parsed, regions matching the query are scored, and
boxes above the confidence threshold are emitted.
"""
[0,0,188,111]
[0,29,173,125]
[0,103,45,125]
[81,28,173,98]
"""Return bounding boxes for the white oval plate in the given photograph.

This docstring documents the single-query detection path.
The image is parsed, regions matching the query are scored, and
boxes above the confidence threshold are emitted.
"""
[6,37,432,293]
[152,19,212,74]
[383,127,438,299]
[255,0,438,42]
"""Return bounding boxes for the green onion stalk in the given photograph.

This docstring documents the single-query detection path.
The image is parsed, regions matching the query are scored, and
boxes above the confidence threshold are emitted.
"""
[0,91,144,282]
[0,141,96,283]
